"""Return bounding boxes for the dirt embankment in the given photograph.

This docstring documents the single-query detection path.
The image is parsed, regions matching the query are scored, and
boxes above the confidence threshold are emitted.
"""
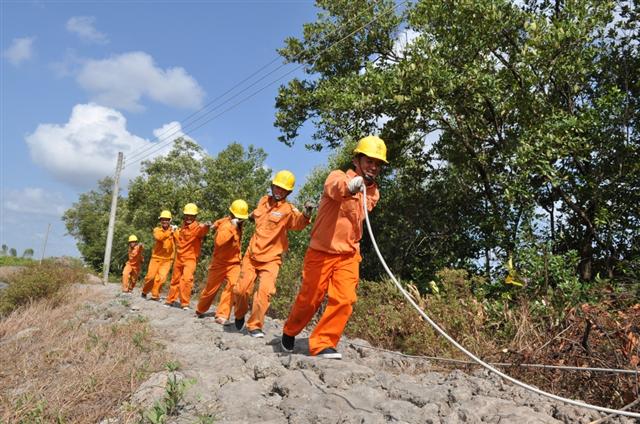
[96,283,631,424]
[1,277,633,423]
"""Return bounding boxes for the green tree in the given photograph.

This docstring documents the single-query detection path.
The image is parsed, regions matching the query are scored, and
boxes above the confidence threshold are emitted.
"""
[9,248,17,257]
[63,177,132,272]
[22,248,34,259]
[127,138,208,231]
[65,140,273,275]
[275,0,640,285]
[200,142,272,219]
[1,245,7,256]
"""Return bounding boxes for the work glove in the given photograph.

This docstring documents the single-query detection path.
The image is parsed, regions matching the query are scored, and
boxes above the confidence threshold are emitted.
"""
[202,221,212,227]
[347,176,365,194]
[303,201,315,216]
[230,218,239,227]
[171,225,178,231]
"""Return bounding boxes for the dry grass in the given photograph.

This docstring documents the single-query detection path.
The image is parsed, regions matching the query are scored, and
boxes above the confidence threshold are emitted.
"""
[0,285,167,423]
[341,268,640,410]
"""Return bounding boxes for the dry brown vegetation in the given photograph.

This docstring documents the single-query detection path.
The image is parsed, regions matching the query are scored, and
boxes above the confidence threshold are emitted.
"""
[0,286,167,423]
[343,269,640,411]
[0,259,88,316]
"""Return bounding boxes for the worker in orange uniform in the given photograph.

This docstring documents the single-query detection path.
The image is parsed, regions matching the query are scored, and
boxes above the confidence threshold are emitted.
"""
[280,136,387,359]
[122,235,144,294]
[233,170,314,338]
[164,203,211,310]
[141,210,176,301]
[195,199,249,324]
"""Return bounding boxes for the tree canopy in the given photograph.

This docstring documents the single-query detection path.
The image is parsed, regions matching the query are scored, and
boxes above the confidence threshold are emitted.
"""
[275,0,640,286]
[63,140,273,273]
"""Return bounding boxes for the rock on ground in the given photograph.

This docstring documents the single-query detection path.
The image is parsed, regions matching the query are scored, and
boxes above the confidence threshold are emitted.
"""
[90,284,632,424]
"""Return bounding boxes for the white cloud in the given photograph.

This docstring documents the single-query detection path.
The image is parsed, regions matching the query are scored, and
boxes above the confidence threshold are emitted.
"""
[66,16,109,44]
[153,121,189,143]
[4,188,67,216]
[392,28,420,58]
[3,37,35,66]
[25,103,185,188]
[76,52,205,111]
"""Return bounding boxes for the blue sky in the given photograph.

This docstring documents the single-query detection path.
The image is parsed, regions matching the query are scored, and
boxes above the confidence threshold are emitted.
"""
[1,0,331,258]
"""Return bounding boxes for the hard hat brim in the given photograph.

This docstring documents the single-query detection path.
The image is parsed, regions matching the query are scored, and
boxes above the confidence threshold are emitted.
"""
[271,182,294,191]
[230,209,249,219]
[353,149,389,163]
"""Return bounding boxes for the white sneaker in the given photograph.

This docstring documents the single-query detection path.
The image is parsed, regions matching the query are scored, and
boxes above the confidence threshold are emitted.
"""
[182,306,190,311]
[248,329,265,338]
[317,348,342,360]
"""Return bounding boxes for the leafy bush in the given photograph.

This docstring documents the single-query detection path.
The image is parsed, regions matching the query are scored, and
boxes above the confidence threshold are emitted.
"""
[0,256,35,267]
[0,260,87,316]
[269,251,305,320]
[479,244,603,331]
[347,269,492,358]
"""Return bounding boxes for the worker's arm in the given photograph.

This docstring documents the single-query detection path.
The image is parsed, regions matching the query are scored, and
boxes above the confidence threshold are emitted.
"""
[323,170,351,201]
[288,206,311,231]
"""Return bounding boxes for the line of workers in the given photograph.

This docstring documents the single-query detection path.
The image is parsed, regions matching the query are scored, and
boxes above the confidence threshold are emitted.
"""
[121,136,387,360]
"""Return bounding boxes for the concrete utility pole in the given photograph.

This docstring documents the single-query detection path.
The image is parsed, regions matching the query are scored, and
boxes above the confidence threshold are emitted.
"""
[102,152,124,285]
[40,223,51,264]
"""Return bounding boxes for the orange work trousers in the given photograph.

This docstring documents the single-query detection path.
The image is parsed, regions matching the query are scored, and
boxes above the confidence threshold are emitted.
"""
[122,264,141,292]
[195,261,241,318]
[283,248,360,356]
[233,253,281,330]
[141,258,172,299]
[165,258,197,307]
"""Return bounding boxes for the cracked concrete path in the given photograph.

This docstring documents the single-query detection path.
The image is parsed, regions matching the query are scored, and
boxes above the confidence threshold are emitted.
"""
[91,283,629,424]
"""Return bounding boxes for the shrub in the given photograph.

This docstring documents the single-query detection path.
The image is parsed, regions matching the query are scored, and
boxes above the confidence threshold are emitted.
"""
[269,251,305,320]
[0,259,87,316]
[0,256,34,266]
[348,269,492,358]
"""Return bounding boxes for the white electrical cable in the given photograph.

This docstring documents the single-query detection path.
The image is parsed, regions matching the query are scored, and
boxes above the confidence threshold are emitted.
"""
[360,188,640,419]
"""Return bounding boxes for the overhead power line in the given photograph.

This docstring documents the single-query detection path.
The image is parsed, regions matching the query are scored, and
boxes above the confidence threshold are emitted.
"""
[122,1,409,170]
[123,57,281,163]
[124,2,396,163]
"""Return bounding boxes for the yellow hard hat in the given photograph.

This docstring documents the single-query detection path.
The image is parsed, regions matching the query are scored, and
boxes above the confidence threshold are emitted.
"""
[229,199,249,219]
[159,210,172,219]
[128,235,138,242]
[272,170,295,191]
[353,135,388,163]
[183,203,198,215]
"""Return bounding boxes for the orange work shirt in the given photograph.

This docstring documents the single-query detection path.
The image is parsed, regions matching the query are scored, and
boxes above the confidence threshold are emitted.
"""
[309,169,380,254]
[127,244,144,267]
[151,227,175,260]
[248,195,310,262]
[211,217,242,264]
[174,221,209,260]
